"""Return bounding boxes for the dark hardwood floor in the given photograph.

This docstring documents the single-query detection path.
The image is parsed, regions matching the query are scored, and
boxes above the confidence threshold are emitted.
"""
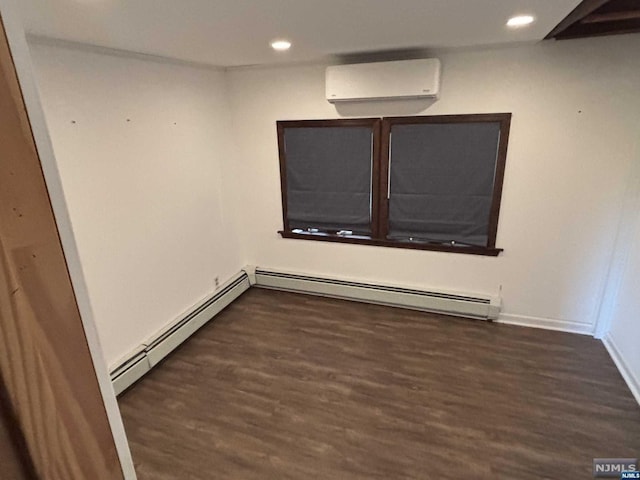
[119,289,640,479]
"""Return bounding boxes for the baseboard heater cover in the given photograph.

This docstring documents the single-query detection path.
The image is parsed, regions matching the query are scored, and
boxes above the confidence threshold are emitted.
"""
[253,268,501,320]
[110,271,250,395]
[110,347,149,397]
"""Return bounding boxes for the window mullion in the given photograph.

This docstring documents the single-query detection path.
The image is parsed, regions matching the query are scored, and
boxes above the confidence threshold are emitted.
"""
[376,119,392,240]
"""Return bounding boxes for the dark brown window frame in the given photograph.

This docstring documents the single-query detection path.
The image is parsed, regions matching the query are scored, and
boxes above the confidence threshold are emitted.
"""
[277,113,512,256]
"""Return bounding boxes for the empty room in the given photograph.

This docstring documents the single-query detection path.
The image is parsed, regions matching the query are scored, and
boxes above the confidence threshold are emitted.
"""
[1,0,640,478]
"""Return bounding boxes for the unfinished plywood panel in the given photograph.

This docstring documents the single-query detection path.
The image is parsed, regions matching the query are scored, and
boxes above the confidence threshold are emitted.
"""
[0,15,124,480]
[0,384,30,480]
[0,425,27,479]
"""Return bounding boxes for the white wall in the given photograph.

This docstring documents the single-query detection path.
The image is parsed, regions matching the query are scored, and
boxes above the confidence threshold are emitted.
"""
[28,33,640,369]
[227,34,640,334]
[607,208,640,404]
[602,138,640,404]
[29,40,244,367]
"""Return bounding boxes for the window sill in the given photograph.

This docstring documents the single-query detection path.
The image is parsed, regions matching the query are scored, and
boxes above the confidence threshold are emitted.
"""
[278,230,503,256]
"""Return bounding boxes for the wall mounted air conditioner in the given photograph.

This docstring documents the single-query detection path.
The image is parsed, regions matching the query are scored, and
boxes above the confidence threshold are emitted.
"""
[326,58,441,103]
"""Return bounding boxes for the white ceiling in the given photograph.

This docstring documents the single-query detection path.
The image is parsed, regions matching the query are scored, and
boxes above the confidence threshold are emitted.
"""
[18,0,582,67]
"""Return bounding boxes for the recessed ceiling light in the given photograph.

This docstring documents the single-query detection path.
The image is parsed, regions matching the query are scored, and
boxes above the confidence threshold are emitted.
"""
[507,15,535,27]
[271,40,292,51]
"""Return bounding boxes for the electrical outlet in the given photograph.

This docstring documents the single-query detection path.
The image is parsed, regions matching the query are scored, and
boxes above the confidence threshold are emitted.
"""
[214,277,220,289]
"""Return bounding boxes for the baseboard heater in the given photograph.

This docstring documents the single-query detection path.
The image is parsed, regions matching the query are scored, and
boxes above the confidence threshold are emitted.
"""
[110,271,250,396]
[111,268,499,394]
[253,268,501,321]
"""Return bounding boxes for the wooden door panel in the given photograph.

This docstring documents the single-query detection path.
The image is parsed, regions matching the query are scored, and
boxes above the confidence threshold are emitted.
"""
[0,15,124,479]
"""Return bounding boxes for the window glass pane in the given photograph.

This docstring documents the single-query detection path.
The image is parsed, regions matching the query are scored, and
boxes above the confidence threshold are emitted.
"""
[285,126,373,234]
[388,122,501,246]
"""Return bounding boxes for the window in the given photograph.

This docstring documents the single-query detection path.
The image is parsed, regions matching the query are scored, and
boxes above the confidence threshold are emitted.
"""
[278,119,379,236]
[277,114,511,256]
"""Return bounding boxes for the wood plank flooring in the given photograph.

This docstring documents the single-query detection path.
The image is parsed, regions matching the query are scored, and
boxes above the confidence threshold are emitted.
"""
[119,289,640,479]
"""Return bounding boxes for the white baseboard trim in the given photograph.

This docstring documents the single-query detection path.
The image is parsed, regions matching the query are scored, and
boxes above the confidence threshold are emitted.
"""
[603,334,640,407]
[110,271,250,395]
[496,313,594,335]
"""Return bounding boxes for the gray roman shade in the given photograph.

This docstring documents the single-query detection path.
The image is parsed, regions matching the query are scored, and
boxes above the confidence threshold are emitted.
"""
[284,126,373,234]
[388,122,501,246]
